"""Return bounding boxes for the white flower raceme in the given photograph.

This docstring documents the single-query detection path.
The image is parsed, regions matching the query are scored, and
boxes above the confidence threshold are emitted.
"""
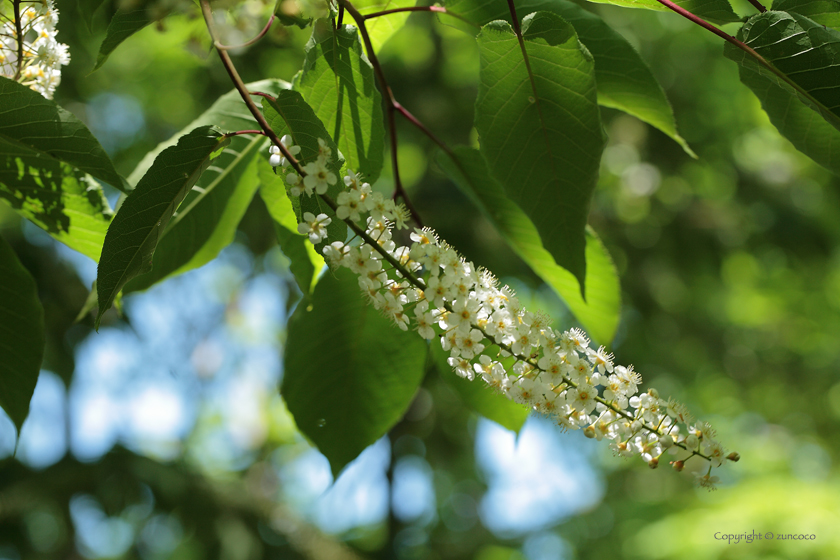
[270,138,737,489]
[0,0,69,99]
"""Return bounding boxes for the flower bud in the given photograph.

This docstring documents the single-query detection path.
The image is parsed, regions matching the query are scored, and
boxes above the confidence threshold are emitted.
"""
[648,457,659,469]
[583,426,596,439]
[670,460,685,472]
[726,451,740,462]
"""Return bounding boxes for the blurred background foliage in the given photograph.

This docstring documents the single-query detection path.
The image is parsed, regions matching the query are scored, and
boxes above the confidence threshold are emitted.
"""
[1,0,840,558]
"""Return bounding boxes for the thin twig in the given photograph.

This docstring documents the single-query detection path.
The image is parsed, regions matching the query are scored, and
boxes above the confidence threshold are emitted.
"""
[200,0,304,176]
[215,14,276,50]
[225,129,267,138]
[363,5,479,27]
[338,0,423,226]
[393,101,454,159]
[746,0,767,12]
[13,0,23,80]
[363,5,446,19]
[248,91,276,102]
[654,0,772,70]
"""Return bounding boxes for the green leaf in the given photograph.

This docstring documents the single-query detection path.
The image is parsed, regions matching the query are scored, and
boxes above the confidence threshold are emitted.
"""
[123,137,263,293]
[282,267,427,476]
[127,79,290,186]
[94,3,168,71]
[582,0,740,25]
[261,91,347,250]
[258,157,325,296]
[353,0,417,51]
[96,126,230,327]
[443,0,693,156]
[430,343,529,433]
[0,77,127,192]
[0,139,113,261]
[119,81,289,292]
[0,234,45,436]
[437,146,620,344]
[771,0,840,30]
[724,12,840,173]
[475,13,605,292]
[295,21,386,182]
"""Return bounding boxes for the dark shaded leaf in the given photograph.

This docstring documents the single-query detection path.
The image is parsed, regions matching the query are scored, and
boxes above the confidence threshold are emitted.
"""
[0,77,127,191]
[96,126,229,326]
[725,11,840,173]
[282,267,427,476]
[94,2,168,71]
[79,0,109,31]
[475,12,605,292]
[0,234,45,436]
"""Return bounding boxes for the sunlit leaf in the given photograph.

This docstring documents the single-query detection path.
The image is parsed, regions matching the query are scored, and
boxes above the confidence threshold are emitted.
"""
[282,267,427,476]
[438,146,621,344]
[582,0,740,25]
[262,91,347,250]
[257,156,325,296]
[475,12,605,292]
[0,234,45,436]
[0,140,113,261]
[295,21,386,182]
[353,0,417,51]
[0,77,127,191]
[96,126,230,327]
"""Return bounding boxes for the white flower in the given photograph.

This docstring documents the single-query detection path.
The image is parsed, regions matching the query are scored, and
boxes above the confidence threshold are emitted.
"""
[336,189,363,221]
[269,135,301,168]
[297,212,331,244]
[286,172,304,197]
[447,298,481,334]
[694,470,720,490]
[448,356,474,380]
[302,159,337,195]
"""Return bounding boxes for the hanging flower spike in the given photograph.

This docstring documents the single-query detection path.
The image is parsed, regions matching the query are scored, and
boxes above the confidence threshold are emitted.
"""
[285,150,736,490]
